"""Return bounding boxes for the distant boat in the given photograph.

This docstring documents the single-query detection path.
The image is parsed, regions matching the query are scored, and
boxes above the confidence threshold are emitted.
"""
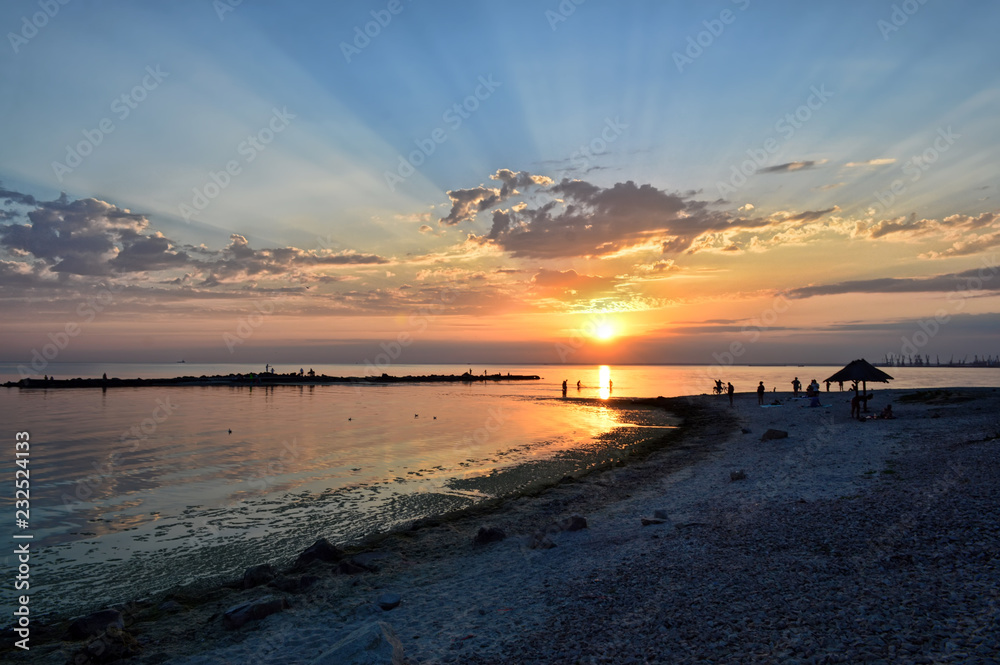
[177,360,186,363]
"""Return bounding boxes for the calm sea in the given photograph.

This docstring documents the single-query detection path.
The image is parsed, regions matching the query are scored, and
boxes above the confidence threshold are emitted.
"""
[1,362,997,622]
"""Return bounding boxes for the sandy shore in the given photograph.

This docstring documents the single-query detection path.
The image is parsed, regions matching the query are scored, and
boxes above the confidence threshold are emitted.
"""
[16,387,1000,664]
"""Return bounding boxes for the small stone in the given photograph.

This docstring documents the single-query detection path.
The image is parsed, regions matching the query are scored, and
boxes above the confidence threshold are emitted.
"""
[158,600,184,613]
[378,592,402,611]
[473,526,506,546]
[222,595,288,630]
[652,509,672,521]
[295,538,345,568]
[312,621,405,665]
[761,429,789,441]
[559,515,588,531]
[528,532,557,549]
[641,517,668,526]
[242,563,277,589]
[730,470,747,481]
[67,609,124,640]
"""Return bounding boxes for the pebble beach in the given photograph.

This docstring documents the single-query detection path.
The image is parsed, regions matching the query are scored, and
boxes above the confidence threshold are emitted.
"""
[17,387,1000,664]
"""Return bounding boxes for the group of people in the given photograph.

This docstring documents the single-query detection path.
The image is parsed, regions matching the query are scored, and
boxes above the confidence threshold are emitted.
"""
[562,379,611,394]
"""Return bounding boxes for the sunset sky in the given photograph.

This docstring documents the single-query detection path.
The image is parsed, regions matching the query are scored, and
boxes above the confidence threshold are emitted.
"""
[2,0,999,367]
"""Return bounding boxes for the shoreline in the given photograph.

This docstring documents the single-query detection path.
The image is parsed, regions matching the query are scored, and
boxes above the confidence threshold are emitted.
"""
[9,387,1000,663]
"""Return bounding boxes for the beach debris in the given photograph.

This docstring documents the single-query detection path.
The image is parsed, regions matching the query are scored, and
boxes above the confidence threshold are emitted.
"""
[67,609,124,640]
[730,470,747,481]
[242,563,277,589]
[295,537,346,568]
[473,526,507,546]
[761,429,789,441]
[310,621,406,665]
[641,517,669,526]
[222,595,289,630]
[378,592,402,611]
[741,428,752,434]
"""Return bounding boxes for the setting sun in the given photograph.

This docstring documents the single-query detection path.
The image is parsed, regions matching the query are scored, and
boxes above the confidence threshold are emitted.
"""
[596,322,616,340]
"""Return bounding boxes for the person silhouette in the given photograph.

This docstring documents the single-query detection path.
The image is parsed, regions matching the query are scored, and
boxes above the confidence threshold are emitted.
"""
[727,382,735,406]
[561,379,568,396]
[757,381,765,405]
[791,377,801,396]
[576,380,582,390]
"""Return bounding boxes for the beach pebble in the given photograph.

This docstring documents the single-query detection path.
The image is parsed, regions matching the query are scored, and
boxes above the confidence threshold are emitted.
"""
[378,593,402,611]
[473,526,506,546]
[311,621,406,665]
[760,429,789,441]
[242,563,277,589]
[559,515,588,531]
[295,538,346,568]
[158,600,184,613]
[222,596,288,630]
[67,609,124,640]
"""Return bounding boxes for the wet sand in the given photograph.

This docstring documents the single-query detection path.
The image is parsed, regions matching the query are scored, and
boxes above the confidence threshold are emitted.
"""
[14,387,1000,664]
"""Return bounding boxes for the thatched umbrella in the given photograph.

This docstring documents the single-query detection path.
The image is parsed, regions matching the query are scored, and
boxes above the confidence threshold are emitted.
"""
[824,358,894,411]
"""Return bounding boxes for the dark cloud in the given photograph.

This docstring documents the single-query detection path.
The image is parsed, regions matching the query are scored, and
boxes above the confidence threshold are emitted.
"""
[759,161,824,174]
[785,267,1000,299]
[477,178,773,258]
[787,207,838,222]
[0,188,389,289]
[439,169,552,226]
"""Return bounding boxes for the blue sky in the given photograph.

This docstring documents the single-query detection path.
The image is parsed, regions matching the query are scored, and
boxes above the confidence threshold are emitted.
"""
[2,0,999,365]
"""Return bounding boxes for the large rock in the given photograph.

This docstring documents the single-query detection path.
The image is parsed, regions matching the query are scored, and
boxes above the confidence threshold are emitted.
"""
[312,621,406,665]
[222,595,289,630]
[295,538,346,568]
[67,609,124,640]
[243,563,277,589]
[761,429,789,441]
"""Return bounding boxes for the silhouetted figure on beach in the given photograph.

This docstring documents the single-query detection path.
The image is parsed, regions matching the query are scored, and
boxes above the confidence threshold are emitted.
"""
[838,380,844,391]
[608,380,612,392]
[757,381,765,405]
[714,379,724,395]
[727,382,734,406]
[102,373,107,381]
[562,379,568,396]
[791,377,801,396]
[851,392,874,419]
[576,380,582,390]
[825,380,831,392]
